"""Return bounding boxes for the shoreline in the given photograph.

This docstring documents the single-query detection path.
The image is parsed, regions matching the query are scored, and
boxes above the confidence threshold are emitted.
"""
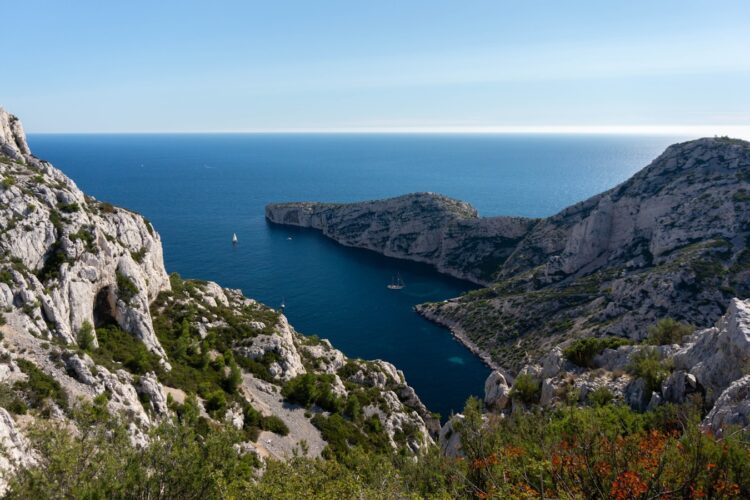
[415,304,504,375]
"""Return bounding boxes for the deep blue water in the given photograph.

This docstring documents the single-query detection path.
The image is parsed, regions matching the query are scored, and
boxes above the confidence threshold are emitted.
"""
[27,133,684,418]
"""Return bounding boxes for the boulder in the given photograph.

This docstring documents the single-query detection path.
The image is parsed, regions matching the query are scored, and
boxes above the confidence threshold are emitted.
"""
[484,371,511,410]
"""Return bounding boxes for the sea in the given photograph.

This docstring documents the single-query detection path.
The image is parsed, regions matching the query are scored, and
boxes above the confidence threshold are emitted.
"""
[27,133,685,419]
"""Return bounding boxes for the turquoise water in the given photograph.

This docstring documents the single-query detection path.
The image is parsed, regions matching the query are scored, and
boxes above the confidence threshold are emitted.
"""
[27,133,683,418]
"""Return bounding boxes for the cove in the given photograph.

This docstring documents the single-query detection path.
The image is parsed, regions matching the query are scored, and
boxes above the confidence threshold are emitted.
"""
[26,133,683,417]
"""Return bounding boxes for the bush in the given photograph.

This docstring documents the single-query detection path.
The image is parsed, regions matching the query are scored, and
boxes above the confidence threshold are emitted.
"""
[587,387,614,407]
[646,318,693,346]
[204,390,227,417]
[116,271,139,304]
[131,248,147,263]
[57,202,80,213]
[70,227,96,252]
[261,415,289,436]
[627,348,671,393]
[8,403,259,498]
[510,373,541,405]
[99,201,116,213]
[77,321,95,351]
[36,241,71,282]
[563,336,631,368]
[223,359,242,394]
[15,359,68,410]
[93,324,159,375]
[282,373,343,413]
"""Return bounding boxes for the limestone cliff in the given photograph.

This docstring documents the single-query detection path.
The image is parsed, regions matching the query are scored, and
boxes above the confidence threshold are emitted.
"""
[266,193,537,284]
[0,107,435,489]
[269,138,750,371]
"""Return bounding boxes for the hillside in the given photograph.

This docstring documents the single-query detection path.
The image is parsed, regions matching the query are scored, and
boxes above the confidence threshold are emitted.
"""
[3,108,750,497]
[0,107,435,492]
[268,138,750,370]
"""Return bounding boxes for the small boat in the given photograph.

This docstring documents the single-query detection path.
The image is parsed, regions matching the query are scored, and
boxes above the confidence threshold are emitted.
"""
[387,273,405,290]
[287,236,293,240]
[232,233,238,246]
[280,298,286,310]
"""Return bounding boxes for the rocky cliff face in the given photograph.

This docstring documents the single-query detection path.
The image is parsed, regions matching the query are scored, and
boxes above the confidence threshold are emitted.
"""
[269,138,750,371]
[266,193,537,284]
[0,108,434,489]
[0,107,171,358]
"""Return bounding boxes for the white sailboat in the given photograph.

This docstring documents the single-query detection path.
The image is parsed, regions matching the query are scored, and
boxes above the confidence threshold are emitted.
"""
[232,233,238,246]
[387,273,405,290]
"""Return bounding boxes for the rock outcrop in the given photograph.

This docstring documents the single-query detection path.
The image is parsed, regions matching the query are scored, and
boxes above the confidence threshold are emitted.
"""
[266,193,537,284]
[269,138,750,372]
[0,107,435,482]
[0,108,170,361]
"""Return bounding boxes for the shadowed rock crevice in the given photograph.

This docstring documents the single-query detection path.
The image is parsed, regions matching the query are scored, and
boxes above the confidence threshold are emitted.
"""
[93,286,117,327]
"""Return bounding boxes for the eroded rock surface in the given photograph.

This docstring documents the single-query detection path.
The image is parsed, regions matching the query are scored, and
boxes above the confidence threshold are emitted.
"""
[0,107,436,483]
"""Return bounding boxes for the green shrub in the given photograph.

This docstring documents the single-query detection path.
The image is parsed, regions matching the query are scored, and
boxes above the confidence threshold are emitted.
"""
[0,383,28,415]
[261,415,289,436]
[70,227,96,252]
[563,336,631,368]
[223,359,242,394]
[627,348,671,393]
[93,324,159,375]
[646,318,693,345]
[587,387,614,407]
[99,201,116,213]
[116,271,139,304]
[282,373,342,413]
[36,241,71,282]
[0,268,13,285]
[131,248,147,263]
[57,202,80,213]
[8,402,259,498]
[510,373,541,405]
[204,390,227,418]
[15,359,68,410]
[77,321,95,351]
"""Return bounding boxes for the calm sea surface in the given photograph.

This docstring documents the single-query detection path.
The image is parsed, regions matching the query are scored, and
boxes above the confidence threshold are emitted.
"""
[28,133,684,418]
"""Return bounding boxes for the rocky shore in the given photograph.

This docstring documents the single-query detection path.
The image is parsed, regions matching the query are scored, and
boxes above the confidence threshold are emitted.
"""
[269,138,750,374]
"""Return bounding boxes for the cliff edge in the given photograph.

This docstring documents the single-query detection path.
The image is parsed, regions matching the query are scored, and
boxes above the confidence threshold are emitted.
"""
[268,138,750,371]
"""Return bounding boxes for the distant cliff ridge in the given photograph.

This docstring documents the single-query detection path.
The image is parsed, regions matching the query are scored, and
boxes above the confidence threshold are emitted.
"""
[267,138,750,370]
[266,193,537,285]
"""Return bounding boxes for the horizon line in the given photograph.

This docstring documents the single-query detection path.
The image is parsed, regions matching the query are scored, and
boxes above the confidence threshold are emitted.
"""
[25,124,750,138]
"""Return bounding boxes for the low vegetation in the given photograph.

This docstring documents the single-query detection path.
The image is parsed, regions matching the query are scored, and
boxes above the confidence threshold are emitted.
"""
[563,336,631,368]
[628,347,672,393]
[115,271,139,304]
[509,373,541,405]
[646,317,694,346]
[7,396,750,498]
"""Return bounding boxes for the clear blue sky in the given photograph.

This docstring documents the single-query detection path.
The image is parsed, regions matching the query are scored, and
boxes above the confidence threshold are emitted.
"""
[4,0,750,133]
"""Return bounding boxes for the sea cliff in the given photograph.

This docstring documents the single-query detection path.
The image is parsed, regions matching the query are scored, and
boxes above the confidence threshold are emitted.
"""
[0,107,435,491]
[268,138,750,371]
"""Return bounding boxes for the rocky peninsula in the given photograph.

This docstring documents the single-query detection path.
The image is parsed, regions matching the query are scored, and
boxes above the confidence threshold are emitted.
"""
[268,138,750,371]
